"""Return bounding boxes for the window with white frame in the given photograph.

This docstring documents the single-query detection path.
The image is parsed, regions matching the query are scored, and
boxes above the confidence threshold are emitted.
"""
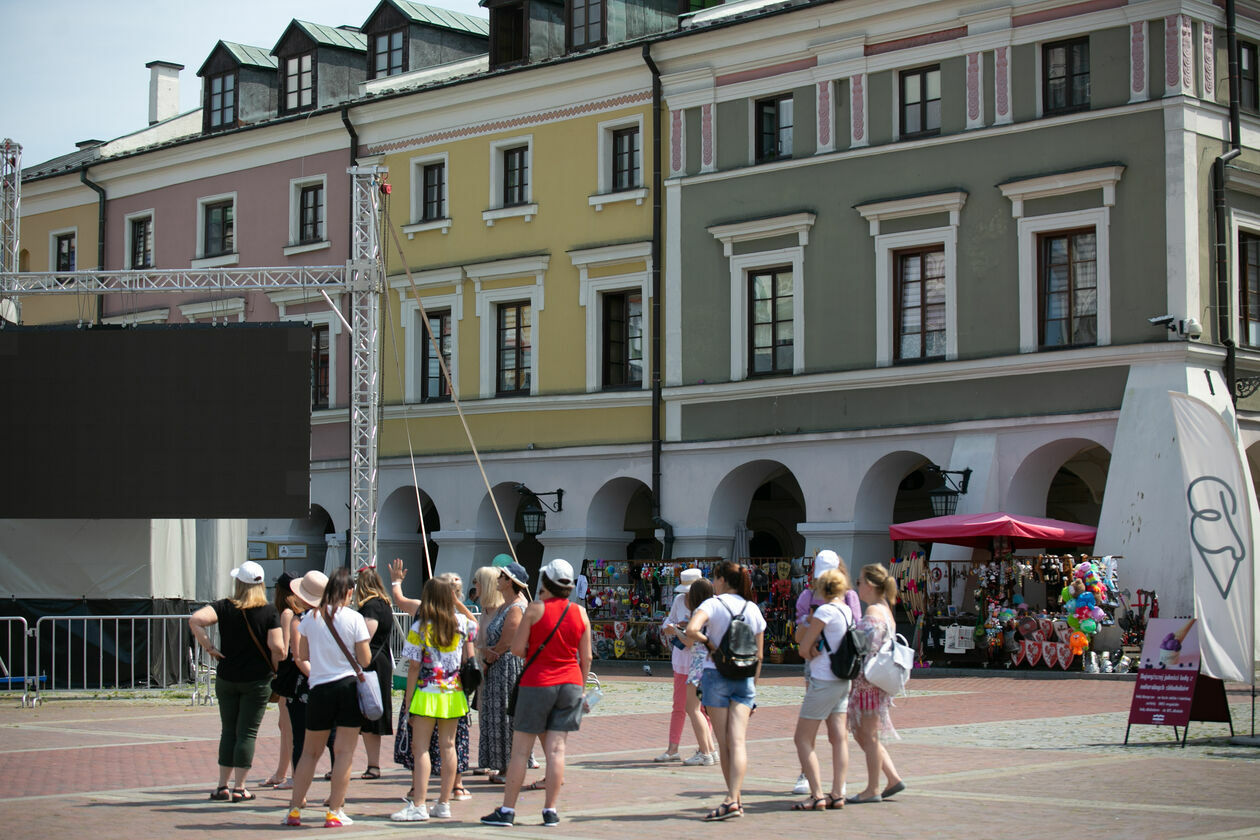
[471,256,547,396]
[410,154,449,223]
[124,211,154,269]
[592,116,646,208]
[311,323,331,409]
[372,28,406,79]
[286,176,328,253]
[753,94,793,163]
[268,289,343,407]
[855,192,964,367]
[1000,166,1121,353]
[282,52,315,113]
[194,192,238,267]
[50,228,76,274]
[708,214,814,382]
[393,279,462,403]
[484,136,536,225]
[572,242,652,392]
[899,65,941,138]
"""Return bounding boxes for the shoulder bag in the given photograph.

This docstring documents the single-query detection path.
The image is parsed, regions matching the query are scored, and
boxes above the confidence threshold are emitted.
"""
[506,601,570,717]
[326,607,384,721]
[862,627,915,696]
[241,607,280,703]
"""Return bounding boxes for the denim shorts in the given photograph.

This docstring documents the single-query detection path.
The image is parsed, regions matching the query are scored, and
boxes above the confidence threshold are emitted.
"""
[699,667,756,709]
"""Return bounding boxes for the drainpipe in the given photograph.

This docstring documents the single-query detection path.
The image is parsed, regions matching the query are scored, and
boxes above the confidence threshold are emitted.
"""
[1215,2,1242,347]
[340,105,359,166]
[642,44,668,552]
[80,167,106,326]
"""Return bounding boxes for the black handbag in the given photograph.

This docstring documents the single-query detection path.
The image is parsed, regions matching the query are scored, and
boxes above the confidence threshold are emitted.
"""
[459,658,482,696]
[271,656,300,698]
[507,602,570,717]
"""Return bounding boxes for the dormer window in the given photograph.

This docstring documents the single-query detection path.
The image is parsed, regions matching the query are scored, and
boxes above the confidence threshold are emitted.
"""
[489,3,525,68]
[206,71,237,131]
[569,0,605,51]
[283,52,314,112]
[372,29,406,78]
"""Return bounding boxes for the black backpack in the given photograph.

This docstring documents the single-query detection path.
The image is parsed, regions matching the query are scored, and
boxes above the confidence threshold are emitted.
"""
[712,598,760,679]
[820,605,868,680]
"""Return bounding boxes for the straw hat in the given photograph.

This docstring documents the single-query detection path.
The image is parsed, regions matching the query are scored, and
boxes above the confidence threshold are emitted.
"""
[291,570,328,607]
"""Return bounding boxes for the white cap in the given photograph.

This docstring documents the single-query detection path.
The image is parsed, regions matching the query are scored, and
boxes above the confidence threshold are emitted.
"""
[230,560,265,584]
[541,558,574,585]
[813,550,841,579]
[675,567,703,593]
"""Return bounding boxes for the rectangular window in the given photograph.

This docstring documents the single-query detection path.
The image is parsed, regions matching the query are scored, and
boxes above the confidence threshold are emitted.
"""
[421,310,452,401]
[748,267,793,375]
[55,233,76,272]
[895,247,946,361]
[1043,37,1090,115]
[754,95,793,163]
[284,53,314,112]
[311,324,330,410]
[502,146,528,207]
[373,30,405,78]
[1039,228,1097,348]
[490,4,525,68]
[422,162,446,221]
[570,0,605,50]
[611,127,640,192]
[496,301,531,395]
[204,200,234,257]
[130,217,153,269]
[1241,231,1260,347]
[900,65,941,137]
[207,72,236,130]
[298,184,324,244]
[603,291,643,389]
[1243,43,1258,112]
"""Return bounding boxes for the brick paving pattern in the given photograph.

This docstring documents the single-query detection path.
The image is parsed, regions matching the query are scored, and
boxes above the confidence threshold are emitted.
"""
[1,670,1257,839]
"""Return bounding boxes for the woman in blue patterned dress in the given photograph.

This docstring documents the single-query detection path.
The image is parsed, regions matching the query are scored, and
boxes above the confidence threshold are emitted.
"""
[477,562,530,781]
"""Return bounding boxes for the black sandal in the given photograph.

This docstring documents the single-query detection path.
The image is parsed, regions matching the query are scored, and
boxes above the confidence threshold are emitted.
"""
[826,794,845,810]
[230,788,255,802]
[361,765,381,780]
[703,801,743,821]
[209,786,232,801]
[792,796,828,811]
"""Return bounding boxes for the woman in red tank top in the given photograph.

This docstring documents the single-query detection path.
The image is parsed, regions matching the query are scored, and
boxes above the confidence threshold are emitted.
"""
[480,559,592,829]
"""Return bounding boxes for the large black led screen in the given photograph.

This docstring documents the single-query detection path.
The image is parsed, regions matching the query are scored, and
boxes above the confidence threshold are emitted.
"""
[0,324,312,518]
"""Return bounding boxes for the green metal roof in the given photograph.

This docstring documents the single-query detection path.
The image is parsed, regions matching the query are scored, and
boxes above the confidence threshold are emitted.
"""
[392,1,489,37]
[221,41,278,70]
[290,20,369,52]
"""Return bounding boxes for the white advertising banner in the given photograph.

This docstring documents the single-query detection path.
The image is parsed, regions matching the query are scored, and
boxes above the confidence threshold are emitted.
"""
[1168,392,1256,683]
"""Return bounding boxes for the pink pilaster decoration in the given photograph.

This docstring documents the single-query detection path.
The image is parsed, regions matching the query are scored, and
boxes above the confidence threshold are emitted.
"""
[966,53,981,122]
[1165,15,1180,89]
[1131,21,1145,94]
[995,47,1009,119]
[700,104,713,168]
[817,81,832,147]
[1181,15,1194,92]
[852,74,865,142]
[670,109,683,173]
[1204,24,1215,100]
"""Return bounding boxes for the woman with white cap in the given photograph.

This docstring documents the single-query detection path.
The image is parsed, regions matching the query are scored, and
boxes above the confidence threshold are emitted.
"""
[478,561,531,783]
[283,568,372,828]
[189,560,284,803]
[658,568,716,765]
[481,559,592,828]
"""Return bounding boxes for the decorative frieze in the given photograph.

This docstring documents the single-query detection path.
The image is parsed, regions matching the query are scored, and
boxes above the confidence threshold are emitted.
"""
[966,52,984,129]
[1130,21,1148,102]
[816,80,834,153]
[994,46,1012,125]
[700,103,715,173]
[850,73,868,148]
[670,108,685,176]
[1202,23,1215,101]
[1165,14,1194,96]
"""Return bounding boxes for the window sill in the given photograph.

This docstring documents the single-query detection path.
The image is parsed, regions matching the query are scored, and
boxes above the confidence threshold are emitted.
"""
[589,188,647,211]
[191,253,239,269]
[482,204,538,226]
[1042,104,1090,118]
[402,218,453,238]
[284,240,332,256]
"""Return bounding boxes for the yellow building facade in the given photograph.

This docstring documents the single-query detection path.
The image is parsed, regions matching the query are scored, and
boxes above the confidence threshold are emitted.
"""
[12,173,100,324]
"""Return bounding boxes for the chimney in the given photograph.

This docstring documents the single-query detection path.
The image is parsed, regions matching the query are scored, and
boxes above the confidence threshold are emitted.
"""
[145,60,184,125]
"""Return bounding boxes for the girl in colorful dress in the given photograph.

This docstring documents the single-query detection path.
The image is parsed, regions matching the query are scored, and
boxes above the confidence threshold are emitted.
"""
[845,563,906,804]
[391,577,475,822]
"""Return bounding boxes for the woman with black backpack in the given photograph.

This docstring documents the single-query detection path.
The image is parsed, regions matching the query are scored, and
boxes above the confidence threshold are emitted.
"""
[684,561,766,821]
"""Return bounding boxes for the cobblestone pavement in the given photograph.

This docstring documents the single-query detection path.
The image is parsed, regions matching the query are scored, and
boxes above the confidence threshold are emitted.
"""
[2,671,1258,840]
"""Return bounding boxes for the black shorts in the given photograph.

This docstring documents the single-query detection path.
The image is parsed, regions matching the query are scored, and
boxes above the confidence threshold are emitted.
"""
[306,676,363,731]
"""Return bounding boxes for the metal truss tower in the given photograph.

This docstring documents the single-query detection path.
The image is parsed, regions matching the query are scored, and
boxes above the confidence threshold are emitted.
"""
[0,163,387,572]
[1,140,19,276]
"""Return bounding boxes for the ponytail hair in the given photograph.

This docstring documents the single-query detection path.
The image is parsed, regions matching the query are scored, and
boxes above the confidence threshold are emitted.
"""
[712,561,754,601]
[858,563,898,605]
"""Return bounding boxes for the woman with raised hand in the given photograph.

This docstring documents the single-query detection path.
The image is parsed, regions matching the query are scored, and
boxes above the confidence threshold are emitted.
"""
[478,562,531,783]
[791,566,854,811]
[190,561,283,804]
[846,563,906,805]
[390,577,475,822]
[353,564,394,781]
[685,561,766,821]
[283,568,371,828]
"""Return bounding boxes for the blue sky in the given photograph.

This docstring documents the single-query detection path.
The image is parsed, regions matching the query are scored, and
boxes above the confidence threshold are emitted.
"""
[0,0,486,168]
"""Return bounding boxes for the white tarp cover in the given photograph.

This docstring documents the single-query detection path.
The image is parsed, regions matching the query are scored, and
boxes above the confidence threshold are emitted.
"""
[0,519,153,598]
[1169,392,1257,684]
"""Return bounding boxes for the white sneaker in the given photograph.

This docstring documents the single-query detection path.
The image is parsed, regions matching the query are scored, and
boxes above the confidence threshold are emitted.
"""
[324,809,353,827]
[703,752,718,766]
[431,801,451,819]
[653,751,681,762]
[792,774,810,795]
[681,751,708,766]
[391,803,430,822]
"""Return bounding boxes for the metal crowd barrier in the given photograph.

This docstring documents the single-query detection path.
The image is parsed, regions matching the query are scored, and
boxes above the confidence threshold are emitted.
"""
[32,614,215,704]
[0,617,37,707]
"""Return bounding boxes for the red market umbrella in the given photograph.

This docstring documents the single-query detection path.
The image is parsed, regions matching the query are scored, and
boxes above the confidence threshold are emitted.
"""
[888,512,1097,550]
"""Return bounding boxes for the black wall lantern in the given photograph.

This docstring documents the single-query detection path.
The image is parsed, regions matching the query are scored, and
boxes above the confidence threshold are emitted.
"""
[515,483,564,535]
[925,464,971,517]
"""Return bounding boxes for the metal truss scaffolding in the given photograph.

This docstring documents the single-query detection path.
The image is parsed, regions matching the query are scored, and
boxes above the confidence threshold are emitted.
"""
[1,140,19,275]
[0,163,387,572]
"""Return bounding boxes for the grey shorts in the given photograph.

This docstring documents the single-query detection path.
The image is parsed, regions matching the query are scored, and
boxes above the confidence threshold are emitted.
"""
[799,673,850,720]
[512,683,584,734]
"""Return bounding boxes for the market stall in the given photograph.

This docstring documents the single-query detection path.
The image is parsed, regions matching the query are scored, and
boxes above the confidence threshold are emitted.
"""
[888,513,1124,670]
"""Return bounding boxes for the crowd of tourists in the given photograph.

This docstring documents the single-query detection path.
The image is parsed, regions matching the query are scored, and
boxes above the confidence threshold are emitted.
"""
[190,550,904,827]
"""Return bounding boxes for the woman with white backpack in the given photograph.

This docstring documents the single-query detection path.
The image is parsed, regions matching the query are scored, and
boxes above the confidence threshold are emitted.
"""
[845,564,906,805]
[789,566,854,810]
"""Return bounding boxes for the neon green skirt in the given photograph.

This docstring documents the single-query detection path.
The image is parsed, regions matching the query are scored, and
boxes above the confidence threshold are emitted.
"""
[409,689,469,719]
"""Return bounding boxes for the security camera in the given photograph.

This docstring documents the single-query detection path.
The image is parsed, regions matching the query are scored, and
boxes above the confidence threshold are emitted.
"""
[1183,317,1202,340]
[1148,315,1175,327]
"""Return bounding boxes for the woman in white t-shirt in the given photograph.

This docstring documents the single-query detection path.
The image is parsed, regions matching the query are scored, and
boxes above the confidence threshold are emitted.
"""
[791,567,853,810]
[684,561,766,821]
[284,568,372,829]
[657,568,716,765]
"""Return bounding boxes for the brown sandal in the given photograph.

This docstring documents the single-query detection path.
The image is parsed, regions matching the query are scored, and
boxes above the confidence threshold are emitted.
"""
[523,779,547,791]
[826,794,845,810]
[792,796,828,811]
